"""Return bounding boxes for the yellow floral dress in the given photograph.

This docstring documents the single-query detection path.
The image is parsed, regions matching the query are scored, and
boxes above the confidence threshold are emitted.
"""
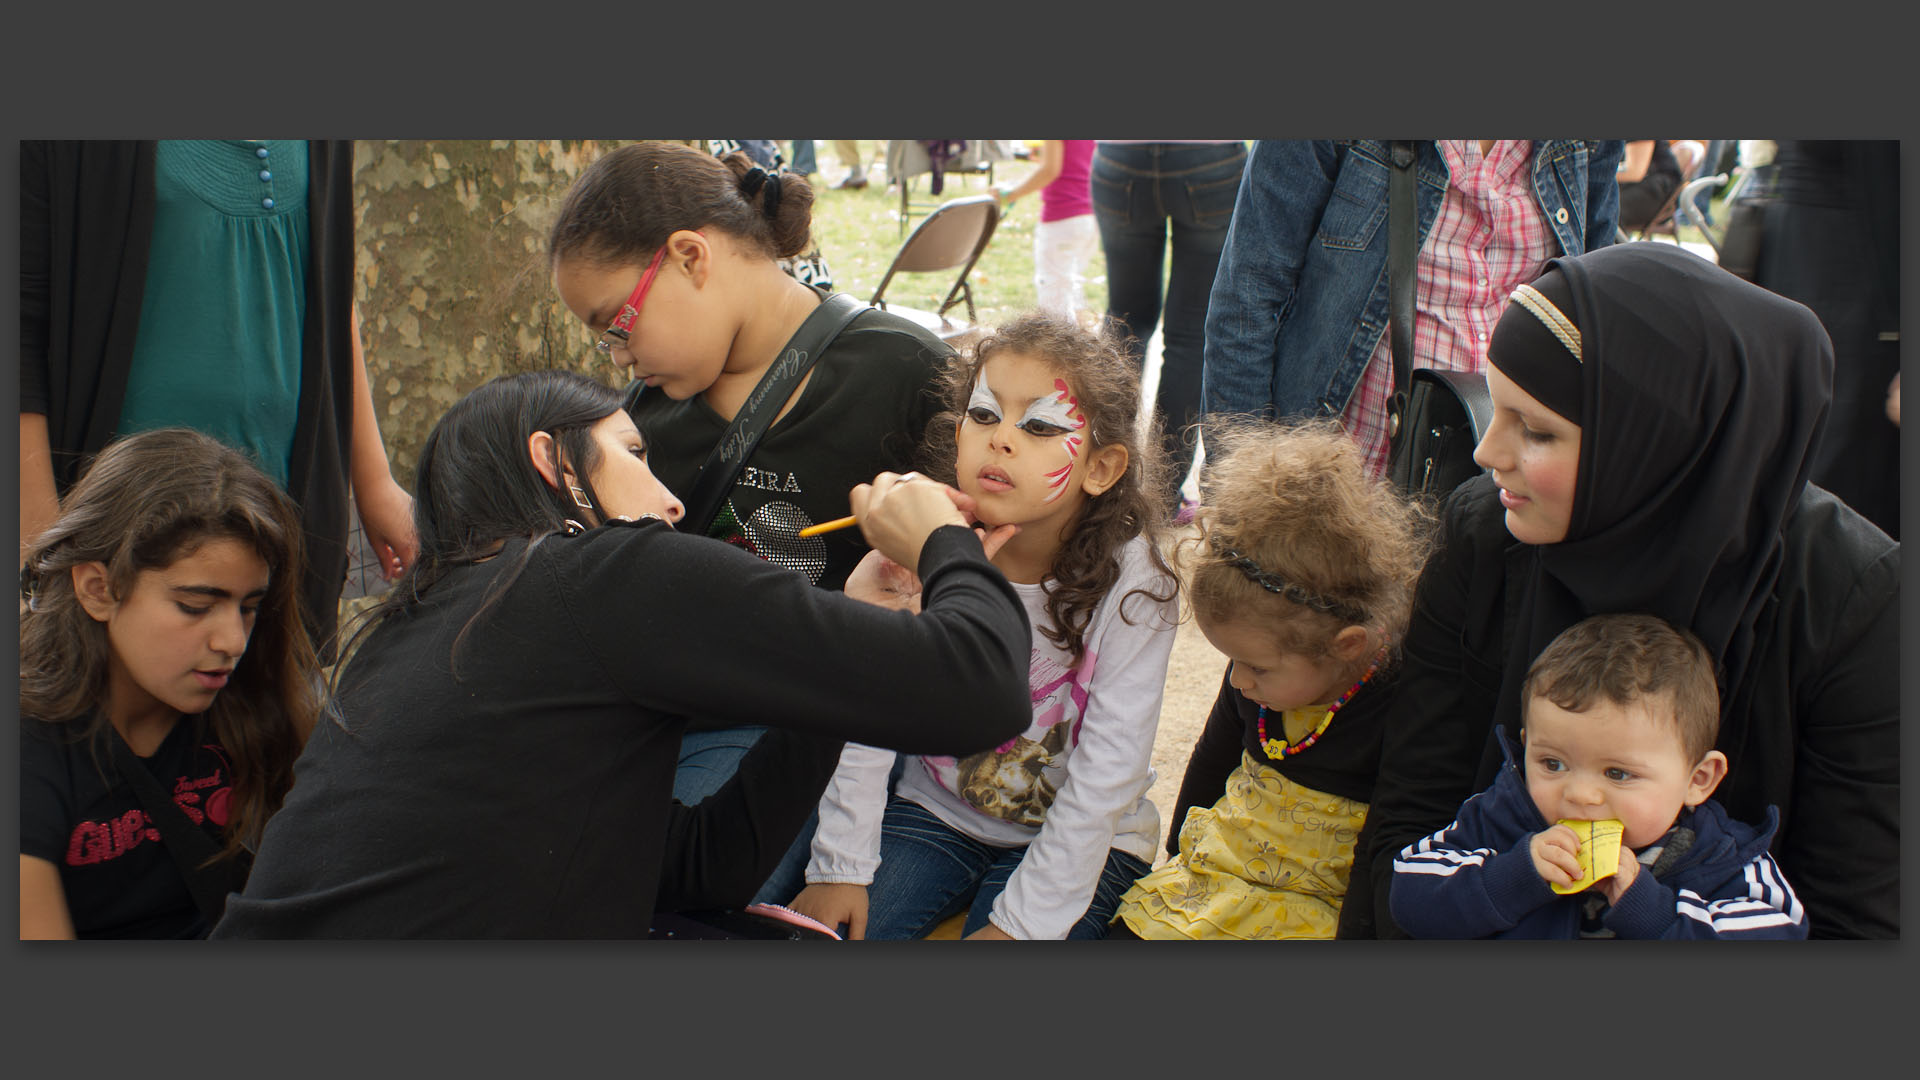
[1115,708,1369,940]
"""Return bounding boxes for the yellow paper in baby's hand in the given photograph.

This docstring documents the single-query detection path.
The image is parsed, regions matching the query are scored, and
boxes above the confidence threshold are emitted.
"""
[1551,818,1625,895]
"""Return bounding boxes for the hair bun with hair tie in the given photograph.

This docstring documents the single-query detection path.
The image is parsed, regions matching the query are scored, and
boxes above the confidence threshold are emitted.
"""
[739,166,768,197]
[760,173,782,220]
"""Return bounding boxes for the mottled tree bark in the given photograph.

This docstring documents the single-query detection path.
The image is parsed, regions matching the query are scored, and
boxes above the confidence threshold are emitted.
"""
[352,140,648,489]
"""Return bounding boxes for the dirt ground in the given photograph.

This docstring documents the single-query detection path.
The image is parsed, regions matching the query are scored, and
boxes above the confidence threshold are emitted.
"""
[1140,556,1226,868]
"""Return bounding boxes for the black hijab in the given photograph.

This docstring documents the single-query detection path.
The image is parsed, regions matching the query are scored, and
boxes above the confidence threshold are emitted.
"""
[1488,243,1834,741]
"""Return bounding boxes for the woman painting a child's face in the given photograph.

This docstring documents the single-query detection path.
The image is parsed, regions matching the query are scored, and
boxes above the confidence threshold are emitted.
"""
[529,410,688,527]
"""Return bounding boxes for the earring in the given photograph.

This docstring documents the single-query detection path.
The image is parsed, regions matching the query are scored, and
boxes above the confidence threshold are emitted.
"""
[569,484,594,510]
[19,564,42,611]
[562,518,586,536]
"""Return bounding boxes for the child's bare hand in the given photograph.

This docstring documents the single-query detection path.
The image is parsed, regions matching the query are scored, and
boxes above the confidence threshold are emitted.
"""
[975,522,1020,560]
[1596,845,1640,905]
[1530,825,1584,888]
[844,549,923,612]
[788,883,870,940]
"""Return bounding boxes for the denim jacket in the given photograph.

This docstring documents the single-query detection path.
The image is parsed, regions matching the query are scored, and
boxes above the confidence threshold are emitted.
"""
[1201,140,1624,422]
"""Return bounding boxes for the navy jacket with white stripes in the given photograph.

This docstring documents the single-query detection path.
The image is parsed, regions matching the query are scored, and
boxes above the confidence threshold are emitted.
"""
[1389,731,1807,940]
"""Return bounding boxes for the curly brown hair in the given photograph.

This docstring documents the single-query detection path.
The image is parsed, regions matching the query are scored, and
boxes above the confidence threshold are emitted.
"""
[1183,419,1432,660]
[19,429,317,864]
[921,312,1176,666]
[547,141,817,268]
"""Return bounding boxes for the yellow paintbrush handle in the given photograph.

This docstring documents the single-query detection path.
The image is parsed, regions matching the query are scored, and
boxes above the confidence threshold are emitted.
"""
[797,515,859,539]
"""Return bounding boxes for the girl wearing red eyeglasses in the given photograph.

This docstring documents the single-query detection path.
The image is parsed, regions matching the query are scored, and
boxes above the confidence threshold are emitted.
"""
[548,141,959,813]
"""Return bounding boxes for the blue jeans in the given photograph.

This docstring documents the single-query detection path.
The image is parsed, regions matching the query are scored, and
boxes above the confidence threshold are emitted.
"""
[752,755,911,907]
[752,807,818,907]
[846,795,1151,939]
[672,725,767,804]
[1091,142,1248,512]
[790,140,817,176]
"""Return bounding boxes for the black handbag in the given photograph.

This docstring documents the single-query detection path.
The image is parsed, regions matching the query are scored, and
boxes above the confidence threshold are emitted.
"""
[1382,140,1495,500]
[1394,368,1494,498]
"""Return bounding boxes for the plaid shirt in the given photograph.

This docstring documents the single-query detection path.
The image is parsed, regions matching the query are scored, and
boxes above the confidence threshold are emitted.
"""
[1343,140,1560,477]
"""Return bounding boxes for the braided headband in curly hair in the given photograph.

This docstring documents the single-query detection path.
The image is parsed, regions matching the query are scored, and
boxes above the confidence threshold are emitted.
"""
[1209,534,1371,625]
[737,166,783,221]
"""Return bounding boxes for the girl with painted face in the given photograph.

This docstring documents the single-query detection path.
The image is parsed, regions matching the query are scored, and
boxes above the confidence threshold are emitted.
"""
[1110,420,1431,939]
[549,141,957,806]
[1359,242,1899,939]
[211,371,1032,938]
[772,312,1181,940]
[20,429,316,939]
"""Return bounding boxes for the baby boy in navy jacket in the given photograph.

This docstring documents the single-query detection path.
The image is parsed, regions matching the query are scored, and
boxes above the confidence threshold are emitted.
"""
[1389,613,1806,939]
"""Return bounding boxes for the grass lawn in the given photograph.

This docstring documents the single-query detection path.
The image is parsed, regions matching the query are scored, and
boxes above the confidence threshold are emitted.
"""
[803,141,1107,330]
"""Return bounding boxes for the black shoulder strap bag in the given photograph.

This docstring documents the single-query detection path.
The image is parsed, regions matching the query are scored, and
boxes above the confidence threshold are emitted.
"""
[1382,140,1496,502]
[635,292,869,942]
[108,729,240,928]
[627,291,868,537]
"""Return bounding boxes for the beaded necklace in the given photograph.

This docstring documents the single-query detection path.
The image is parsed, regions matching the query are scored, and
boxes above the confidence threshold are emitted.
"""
[1257,648,1388,760]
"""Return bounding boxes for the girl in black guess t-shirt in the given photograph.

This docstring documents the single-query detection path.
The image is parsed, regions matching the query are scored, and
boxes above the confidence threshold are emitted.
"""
[19,429,317,938]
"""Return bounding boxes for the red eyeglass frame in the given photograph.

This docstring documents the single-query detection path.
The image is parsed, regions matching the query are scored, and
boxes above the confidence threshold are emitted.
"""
[595,244,669,355]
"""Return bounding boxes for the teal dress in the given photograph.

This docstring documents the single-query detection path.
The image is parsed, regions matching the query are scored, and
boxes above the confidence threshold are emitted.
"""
[116,140,308,488]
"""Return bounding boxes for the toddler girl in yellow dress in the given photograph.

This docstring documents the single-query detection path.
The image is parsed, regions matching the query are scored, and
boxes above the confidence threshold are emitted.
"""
[1114,421,1429,939]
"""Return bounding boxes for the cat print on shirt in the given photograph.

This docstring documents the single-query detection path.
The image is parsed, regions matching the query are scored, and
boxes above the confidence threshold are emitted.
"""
[955,720,1070,825]
[924,648,1097,827]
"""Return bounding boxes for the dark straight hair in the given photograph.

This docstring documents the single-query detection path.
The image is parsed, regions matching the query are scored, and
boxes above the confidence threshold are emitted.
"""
[334,370,627,692]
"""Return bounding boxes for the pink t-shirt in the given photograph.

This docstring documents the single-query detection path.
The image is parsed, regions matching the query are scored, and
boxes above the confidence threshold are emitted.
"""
[1040,140,1095,223]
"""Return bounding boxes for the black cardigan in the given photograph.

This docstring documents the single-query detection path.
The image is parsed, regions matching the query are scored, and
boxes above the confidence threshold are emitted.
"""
[19,140,358,656]
[1358,476,1900,939]
[211,522,1032,938]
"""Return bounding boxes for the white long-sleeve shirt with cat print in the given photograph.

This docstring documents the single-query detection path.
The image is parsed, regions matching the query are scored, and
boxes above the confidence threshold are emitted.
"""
[805,536,1176,939]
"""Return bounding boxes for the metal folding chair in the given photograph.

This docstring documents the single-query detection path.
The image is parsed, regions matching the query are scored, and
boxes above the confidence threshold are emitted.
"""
[869,194,1001,343]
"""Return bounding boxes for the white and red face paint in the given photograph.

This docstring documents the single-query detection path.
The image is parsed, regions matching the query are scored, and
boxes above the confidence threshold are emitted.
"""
[967,366,1001,421]
[958,357,1094,519]
[1027,378,1087,503]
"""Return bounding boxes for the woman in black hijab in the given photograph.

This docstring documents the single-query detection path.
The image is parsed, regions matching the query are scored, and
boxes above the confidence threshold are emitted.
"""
[1354,242,1899,939]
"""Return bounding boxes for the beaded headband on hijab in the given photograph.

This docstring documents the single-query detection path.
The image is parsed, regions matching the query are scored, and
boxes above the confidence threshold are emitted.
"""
[1511,283,1582,361]
[1487,270,1585,423]
[1208,534,1370,625]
